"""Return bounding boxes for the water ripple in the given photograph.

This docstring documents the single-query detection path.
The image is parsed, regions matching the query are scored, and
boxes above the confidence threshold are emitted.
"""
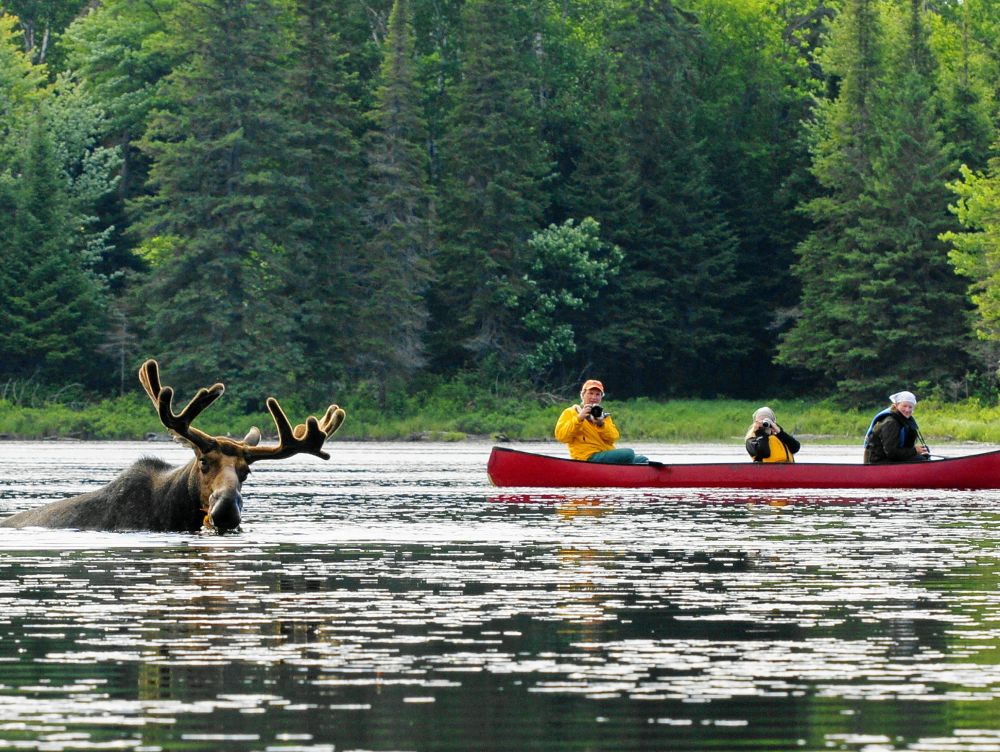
[2,441,1000,750]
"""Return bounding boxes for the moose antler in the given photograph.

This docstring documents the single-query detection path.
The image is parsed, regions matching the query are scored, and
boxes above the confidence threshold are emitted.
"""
[244,397,346,463]
[138,359,223,452]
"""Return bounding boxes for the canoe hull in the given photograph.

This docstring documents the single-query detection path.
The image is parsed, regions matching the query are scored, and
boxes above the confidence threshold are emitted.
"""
[486,446,1000,490]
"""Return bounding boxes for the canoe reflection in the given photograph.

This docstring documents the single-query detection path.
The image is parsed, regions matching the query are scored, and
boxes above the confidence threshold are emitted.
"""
[490,491,911,506]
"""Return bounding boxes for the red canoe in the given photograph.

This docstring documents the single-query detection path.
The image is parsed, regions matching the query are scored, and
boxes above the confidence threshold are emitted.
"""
[486,446,1000,490]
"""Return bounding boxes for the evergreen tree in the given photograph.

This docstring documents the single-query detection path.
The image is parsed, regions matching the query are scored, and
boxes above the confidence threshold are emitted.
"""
[858,0,971,394]
[428,0,553,377]
[130,0,302,402]
[0,114,108,385]
[587,0,747,397]
[281,0,367,400]
[687,0,825,390]
[0,18,119,389]
[562,55,638,254]
[777,0,885,395]
[356,0,436,398]
[779,0,970,402]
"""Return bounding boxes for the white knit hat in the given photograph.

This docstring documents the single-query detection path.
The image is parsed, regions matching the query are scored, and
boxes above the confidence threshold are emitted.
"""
[753,406,777,423]
[889,391,917,406]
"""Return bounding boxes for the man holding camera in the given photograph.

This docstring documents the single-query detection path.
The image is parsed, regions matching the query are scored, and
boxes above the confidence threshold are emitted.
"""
[745,406,800,463]
[554,379,648,464]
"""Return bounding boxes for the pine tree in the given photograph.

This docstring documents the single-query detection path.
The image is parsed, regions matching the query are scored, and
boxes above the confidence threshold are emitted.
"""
[130,0,303,402]
[428,0,553,376]
[356,0,436,399]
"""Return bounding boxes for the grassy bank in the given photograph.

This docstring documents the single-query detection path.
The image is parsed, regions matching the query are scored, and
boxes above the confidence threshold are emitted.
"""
[2,393,1000,444]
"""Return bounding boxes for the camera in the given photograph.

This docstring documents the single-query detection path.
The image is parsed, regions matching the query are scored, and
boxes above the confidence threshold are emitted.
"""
[761,419,772,430]
[590,405,604,419]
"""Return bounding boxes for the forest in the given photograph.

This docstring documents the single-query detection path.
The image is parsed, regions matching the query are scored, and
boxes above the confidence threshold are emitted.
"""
[2,0,1000,411]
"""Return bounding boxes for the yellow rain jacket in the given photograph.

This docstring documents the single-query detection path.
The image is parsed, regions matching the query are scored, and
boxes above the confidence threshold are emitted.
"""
[554,406,621,461]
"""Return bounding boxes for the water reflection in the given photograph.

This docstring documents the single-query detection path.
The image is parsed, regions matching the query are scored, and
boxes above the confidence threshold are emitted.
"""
[0,441,1000,750]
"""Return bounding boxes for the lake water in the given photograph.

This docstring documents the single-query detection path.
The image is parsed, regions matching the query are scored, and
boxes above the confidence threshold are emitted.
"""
[1,440,1000,751]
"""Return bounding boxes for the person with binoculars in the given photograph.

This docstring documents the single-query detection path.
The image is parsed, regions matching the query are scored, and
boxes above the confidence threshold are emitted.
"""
[554,379,648,464]
[745,406,800,463]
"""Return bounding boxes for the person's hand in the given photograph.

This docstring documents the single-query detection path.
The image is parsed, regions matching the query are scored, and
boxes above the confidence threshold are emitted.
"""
[916,445,929,455]
[577,404,591,422]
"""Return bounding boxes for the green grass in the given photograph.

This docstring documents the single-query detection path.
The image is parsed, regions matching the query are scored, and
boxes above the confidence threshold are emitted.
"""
[2,393,999,444]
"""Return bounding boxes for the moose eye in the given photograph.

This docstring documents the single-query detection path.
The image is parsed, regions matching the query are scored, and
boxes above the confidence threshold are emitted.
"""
[199,459,210,473]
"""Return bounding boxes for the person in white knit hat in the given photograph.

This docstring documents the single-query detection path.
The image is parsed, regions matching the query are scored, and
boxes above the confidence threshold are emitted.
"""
[863,390,929,464]
[745,406,800,463]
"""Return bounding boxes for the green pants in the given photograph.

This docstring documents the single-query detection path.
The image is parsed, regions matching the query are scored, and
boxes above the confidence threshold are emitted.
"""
[588,448,648,465]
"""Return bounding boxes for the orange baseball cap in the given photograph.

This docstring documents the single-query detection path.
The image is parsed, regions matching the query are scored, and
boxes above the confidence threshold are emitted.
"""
[581,379,604,393]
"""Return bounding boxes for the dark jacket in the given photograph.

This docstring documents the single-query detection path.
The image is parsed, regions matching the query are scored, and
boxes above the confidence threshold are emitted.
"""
[746,429,801,462]
[863,410,926,464]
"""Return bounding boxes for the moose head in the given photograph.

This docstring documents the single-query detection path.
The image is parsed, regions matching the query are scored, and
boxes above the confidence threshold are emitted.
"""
[0,360,346,533]
[137,359,346,532]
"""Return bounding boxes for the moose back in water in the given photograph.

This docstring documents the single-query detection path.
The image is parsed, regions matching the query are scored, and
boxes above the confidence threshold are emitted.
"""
[0,360,346,533]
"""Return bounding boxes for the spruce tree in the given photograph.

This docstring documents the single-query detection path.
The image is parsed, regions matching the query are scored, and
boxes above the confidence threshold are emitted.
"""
[587,0,747,397]
[777,0,885,396]
[282,0,367,399]
[779,0,970,401]
[356,0,436,398]
[130,0,302,402]
[686,0,825,389]
[0,115,108,385]
[935,0,995,173]
[429,0,553,376]
[562,59,638,254]
[854,0,971,395]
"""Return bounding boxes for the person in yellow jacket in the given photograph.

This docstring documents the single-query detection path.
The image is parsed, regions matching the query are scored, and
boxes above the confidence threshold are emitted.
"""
[554,379,648,464]
[744,406,800,463]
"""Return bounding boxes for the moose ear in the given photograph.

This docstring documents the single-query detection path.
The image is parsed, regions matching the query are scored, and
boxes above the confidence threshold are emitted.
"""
[243,426,262,446]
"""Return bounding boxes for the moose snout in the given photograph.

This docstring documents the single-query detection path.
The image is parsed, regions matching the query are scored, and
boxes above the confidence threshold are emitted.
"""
[208,490,243,532]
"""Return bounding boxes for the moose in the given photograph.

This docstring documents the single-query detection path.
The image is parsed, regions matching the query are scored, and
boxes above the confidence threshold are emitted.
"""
[0,359,346,533]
